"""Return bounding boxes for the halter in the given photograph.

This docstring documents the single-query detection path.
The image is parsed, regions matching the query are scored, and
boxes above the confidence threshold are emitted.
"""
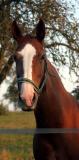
[17,57,48,94]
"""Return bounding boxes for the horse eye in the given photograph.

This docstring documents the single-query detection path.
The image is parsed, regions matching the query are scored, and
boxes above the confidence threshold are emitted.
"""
[40,54,45,60]
[13,54,22,61]
[13,55,17,61]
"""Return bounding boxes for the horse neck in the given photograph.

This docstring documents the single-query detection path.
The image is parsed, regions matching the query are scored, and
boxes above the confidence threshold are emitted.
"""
[37,60,67,110]
[46,60,67,100]
[35,60,68,127]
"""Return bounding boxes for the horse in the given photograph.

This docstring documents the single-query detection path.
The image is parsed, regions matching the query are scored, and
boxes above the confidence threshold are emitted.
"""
[12,19,79,160]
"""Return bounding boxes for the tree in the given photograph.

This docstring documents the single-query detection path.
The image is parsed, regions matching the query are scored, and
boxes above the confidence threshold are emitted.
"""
[4,78,18,108]
[0,0,79,106]
[72,86,79,100]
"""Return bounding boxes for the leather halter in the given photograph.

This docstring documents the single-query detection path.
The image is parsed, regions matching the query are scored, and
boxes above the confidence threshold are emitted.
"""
[17,56,48,94]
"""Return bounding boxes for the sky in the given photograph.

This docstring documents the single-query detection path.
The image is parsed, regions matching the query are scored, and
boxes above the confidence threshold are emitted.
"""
[0,0,79,110]
[60,0,79,90]
[62,0,79,20]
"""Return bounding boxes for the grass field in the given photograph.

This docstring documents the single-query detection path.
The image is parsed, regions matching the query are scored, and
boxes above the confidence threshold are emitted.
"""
[0,111,36,160]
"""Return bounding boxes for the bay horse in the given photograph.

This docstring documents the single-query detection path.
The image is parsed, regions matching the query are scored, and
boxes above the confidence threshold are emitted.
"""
[12,19,79,160]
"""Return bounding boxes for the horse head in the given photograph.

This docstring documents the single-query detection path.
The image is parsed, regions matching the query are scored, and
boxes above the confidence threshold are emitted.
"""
[12,19,47,110]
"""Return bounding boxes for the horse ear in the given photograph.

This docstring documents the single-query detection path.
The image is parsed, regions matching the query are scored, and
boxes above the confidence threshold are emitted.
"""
[12,21,22,42]
[36,19,45,41]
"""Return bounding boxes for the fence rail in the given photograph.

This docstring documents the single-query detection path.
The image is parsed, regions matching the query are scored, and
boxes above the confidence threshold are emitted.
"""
[0,128,79,134]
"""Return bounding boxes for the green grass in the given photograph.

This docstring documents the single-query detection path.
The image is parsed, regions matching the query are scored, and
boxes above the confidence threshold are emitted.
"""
[0,111,36,160]
[0,111,35,128]
[0,135,34,160]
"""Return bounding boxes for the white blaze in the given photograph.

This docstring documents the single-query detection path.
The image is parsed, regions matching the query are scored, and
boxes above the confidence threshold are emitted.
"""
[19,43,36,79]
[19,43,36,107]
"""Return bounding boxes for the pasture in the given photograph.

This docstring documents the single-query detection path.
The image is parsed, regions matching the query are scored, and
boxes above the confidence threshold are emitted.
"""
[0,111,35,160]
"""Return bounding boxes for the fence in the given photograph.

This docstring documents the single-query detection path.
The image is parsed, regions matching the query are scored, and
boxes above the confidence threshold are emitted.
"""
[0,128,79,134]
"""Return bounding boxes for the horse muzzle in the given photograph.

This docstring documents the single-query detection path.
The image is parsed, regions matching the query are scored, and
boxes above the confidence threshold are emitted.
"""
[17,76,46,111]
[18,97,34,111]
[20,83,36,108]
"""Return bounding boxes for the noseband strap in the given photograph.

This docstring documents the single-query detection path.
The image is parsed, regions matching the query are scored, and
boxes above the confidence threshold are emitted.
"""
[17,59,48,94]
[17,78,40,94]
